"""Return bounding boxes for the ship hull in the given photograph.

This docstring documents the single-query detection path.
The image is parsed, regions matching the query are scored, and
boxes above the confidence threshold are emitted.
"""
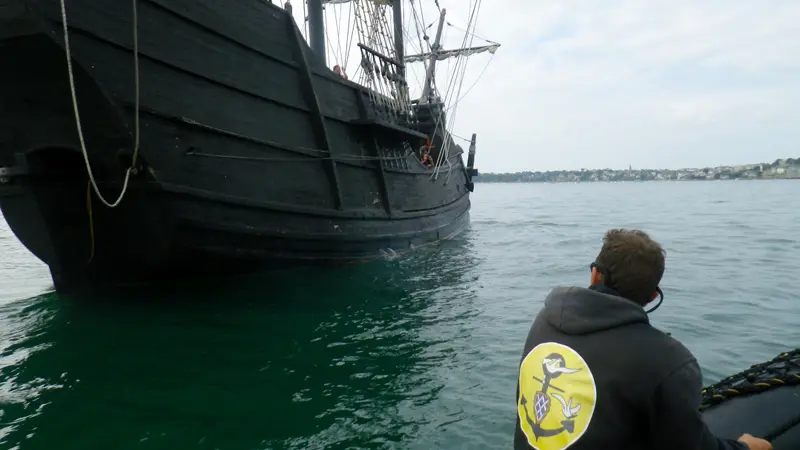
[0,170,470,291]
[0,0,475,292]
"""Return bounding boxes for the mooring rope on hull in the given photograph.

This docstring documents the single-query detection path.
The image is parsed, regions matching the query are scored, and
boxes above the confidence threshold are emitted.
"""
[59,0,141,208]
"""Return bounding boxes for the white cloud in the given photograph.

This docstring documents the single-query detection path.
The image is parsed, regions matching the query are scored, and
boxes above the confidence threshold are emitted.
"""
[438,0,800,172]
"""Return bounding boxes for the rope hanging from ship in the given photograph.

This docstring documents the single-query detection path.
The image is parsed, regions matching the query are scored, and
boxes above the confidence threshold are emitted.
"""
[59,0,142,208]
[184,150,428,163]
[427,0,486,183]
[350,1,411,119]
[700,348,800,411]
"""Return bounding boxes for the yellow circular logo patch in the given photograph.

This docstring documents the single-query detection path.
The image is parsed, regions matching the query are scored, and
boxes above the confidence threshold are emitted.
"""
[517,342,597,450]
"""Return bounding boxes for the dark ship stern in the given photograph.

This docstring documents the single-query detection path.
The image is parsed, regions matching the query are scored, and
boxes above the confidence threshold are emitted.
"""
[0,1,171,292]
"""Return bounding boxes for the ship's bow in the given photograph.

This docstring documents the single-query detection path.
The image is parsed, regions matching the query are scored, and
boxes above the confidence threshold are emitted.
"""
[0,0,172,292]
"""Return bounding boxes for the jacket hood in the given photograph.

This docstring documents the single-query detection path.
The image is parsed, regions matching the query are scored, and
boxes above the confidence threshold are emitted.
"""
[543,285,649,335]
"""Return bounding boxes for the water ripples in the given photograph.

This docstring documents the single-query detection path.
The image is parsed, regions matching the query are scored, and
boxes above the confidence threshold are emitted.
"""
[0,181,798,449]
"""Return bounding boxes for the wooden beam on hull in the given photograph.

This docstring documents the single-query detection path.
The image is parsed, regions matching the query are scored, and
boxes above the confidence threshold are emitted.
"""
[355,93,393,217]
[349,118,428,140]
[285,12,343,209]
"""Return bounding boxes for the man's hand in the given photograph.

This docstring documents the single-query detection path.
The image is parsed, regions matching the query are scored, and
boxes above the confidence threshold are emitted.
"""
[737,433,772,450]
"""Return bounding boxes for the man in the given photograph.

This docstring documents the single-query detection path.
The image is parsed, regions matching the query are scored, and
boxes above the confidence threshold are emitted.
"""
[514,229,772,450]
[333,64,349,80]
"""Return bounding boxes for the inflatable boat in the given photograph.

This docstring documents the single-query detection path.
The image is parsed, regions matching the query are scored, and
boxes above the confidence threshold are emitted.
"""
[701,348,800,449]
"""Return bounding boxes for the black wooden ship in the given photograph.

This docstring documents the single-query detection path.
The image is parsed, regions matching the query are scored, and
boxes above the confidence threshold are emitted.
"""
[0,0,499,292]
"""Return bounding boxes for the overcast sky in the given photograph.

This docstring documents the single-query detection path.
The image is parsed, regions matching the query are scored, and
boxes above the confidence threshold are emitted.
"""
[294,0,800,173]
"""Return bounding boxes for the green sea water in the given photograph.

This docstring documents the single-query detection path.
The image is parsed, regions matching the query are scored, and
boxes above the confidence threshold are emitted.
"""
[0,180,797,449]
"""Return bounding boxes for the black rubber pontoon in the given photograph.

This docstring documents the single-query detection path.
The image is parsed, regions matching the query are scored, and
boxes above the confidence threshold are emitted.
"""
[701,349,800,449]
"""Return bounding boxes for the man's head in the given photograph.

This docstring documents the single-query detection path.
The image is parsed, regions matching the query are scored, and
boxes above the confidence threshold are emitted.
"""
[590,229,666,306]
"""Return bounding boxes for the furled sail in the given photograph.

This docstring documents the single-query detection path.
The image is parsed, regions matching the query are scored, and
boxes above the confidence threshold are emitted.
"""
[404,43,501,63]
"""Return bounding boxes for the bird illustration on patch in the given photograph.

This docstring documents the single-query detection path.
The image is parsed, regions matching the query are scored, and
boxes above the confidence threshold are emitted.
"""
[520,353,586,440]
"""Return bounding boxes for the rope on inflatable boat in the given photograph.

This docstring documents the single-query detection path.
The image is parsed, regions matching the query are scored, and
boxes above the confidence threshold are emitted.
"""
[700,348,800,411]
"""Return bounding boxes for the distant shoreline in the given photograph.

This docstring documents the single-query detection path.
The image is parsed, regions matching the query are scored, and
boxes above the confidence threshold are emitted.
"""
[474,158,799,183]
[475,177,800,184]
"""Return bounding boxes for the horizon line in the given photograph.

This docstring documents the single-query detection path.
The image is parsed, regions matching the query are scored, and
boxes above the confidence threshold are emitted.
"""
[478,156,798,175]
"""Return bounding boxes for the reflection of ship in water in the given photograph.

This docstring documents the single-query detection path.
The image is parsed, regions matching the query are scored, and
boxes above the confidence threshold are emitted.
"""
[0,234,481,448]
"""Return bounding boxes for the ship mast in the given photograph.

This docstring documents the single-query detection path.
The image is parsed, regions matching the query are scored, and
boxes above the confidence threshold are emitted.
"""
[420,7,446,103]
[307,0,325,64]
[309,0,405,68]
[393,0,404,80]
[406,11,501,103]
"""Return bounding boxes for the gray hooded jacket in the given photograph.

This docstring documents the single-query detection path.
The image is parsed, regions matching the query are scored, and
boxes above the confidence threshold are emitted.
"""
[513,285,747,450]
